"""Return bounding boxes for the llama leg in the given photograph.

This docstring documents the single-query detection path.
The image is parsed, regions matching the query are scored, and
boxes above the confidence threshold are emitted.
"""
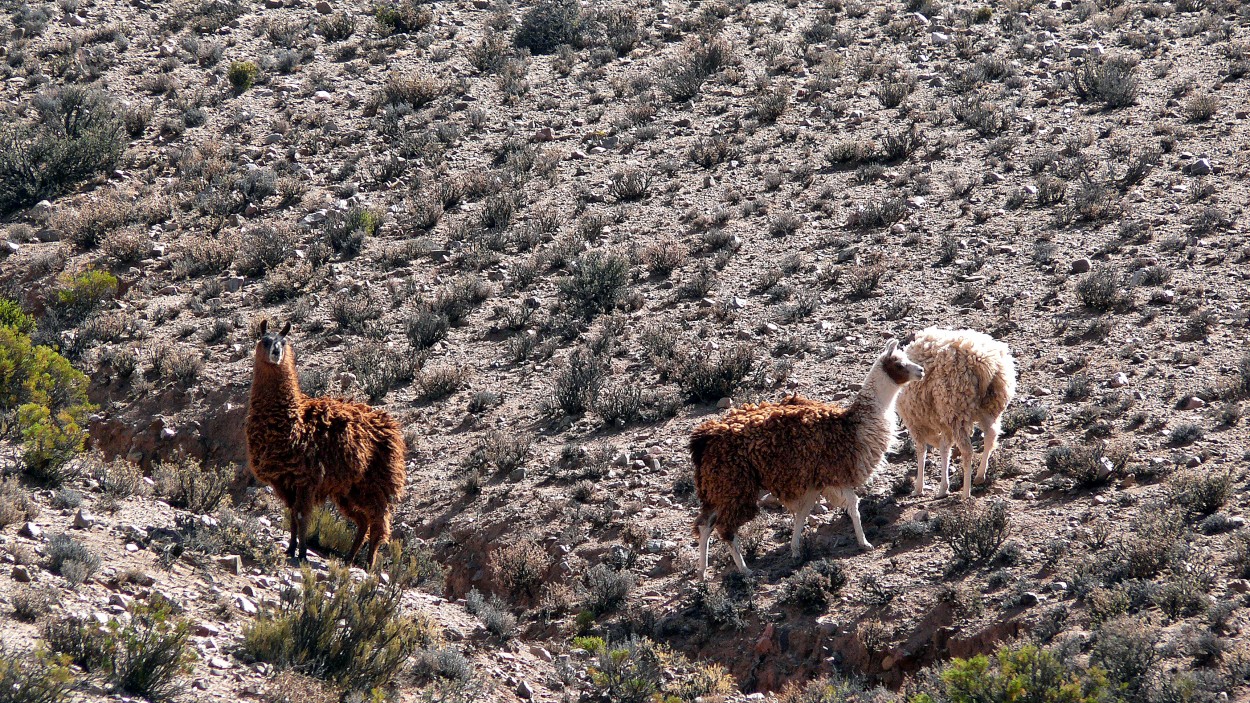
[728,535,751,575]
[913,443,928,497]
[697,523,713,579]
[839,487,872,550]
[286,509,300,557]
[976,423,999,484]
[364,514,391,570]
[343,512,368,566]
[935,442,952,498]
[956,434,976,499]
[789,492,818,560]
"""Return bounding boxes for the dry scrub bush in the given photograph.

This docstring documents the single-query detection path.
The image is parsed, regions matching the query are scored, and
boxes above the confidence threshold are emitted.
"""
[153,456,232,514]
[491,540,550,606]
[938,500,1009,568]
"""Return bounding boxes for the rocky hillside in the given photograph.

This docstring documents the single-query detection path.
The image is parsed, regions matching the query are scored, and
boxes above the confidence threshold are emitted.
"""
[2,0,1250,699]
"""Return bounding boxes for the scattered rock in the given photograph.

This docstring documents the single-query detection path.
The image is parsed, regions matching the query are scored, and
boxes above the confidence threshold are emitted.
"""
[716,397,733,409]
[12,565,31,583]
[1183,396,1206,410]
[1109,372,1129,388]
[931,31,950,44]
[1186,158,1213,176]
[315,0,332,12]
[73,509,97,529]
[19,522,42,540]
[516,681,534,699]
[217,555,243,575]
[1069,258,1091,274]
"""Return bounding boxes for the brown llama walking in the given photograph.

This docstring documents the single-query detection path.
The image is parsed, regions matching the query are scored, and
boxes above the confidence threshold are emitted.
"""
[246,320,407,568]
[690,340,924,576]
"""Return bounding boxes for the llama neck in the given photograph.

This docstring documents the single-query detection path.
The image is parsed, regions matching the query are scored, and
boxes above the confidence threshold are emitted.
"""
[854,361,903,418]
[250,357,303,415]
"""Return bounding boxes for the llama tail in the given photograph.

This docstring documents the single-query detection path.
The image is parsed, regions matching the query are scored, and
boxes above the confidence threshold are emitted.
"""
[689,428,715,537]
[379,425,407,503]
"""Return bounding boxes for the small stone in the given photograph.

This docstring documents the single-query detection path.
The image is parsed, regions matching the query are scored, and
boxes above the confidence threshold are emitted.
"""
[1187,455,1202,468]
[1230,579,1250,594]
[73,509,96,529]
[531,127,555,142]
[931,31,950,44]
[236,595,258,615]
[1019,592,1043,606]
[1069,258,1091,274]
[716,397,733,409]
[530,645,553,662]
[194,621,221,636]
[1186,158,1213,176]
[225,276,245,293]
[315,0,331,12]
[209,656,233,669]
[516,681,533,700]
[314,90,333,102]
[217,555,243,575]
[508,468,526,482]
[20,522,42,539]
[1184,396,1206,410]
[1110,372,1128,388]
[1095,457,1115,481]
[12,565,31,583]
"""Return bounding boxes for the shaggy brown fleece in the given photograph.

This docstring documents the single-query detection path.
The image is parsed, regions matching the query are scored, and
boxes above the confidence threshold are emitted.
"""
[246,322,406,567]
[690,395,894,543]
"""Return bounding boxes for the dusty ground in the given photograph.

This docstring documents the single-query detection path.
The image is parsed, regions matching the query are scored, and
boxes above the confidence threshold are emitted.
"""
[3,0,1250,698]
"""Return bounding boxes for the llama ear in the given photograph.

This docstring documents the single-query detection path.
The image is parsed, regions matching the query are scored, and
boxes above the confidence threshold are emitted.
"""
[259,319,268,336]
[280,321,292,337]
[883,339,898,355]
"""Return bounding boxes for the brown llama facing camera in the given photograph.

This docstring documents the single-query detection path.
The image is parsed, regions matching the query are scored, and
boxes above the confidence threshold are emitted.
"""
[246,320,407,568]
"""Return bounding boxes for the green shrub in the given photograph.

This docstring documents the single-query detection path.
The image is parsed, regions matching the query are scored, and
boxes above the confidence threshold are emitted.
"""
[548,349,607,416]
[917,644,1111,703]
[559,249,631,319]
[0,323,93,485]
[46,533,101,587]
[938,499,1009,568]
[583,563,634,615]
[781,559,846,614]
[227,61,259,92]
[152,456,232,514]
[1167,467,1235,517]
[515,0,581,54]
[243,565,429,694]
[675,345,755,403]
[464,588,516,638]
[304,504,357,556]
[0,87,125,216]
[101,600,195,701]
[49,269,119,322]
[0,646,76,703]
[0,299,35,335]
[1071,55,1139,108]
[580,636,735,703]
[374,0,433,34]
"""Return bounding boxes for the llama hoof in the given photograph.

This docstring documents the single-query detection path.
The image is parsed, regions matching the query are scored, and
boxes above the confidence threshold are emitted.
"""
[912,485,925,497]
[935,487,949,498]
[858,541,874,551]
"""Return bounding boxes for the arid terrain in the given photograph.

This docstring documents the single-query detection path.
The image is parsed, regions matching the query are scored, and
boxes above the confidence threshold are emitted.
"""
[2,0,1250,699]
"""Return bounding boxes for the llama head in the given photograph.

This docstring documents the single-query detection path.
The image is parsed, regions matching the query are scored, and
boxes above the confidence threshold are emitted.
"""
[879,339,924,386]
[255,319,292,367]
